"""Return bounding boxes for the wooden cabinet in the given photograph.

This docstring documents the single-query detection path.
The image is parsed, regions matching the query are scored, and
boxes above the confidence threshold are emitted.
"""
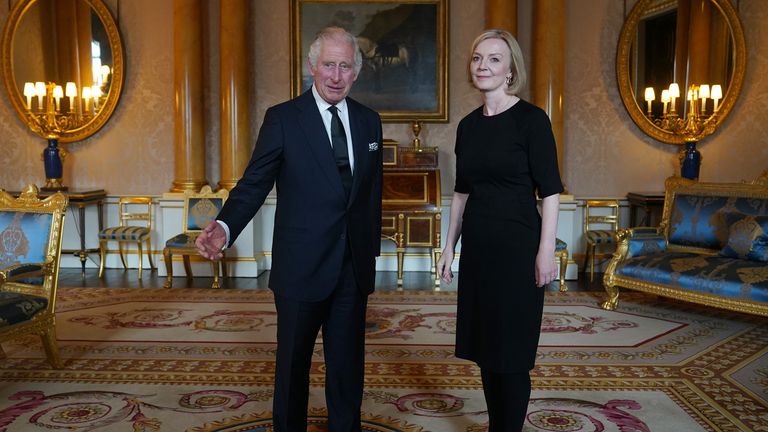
[381,142,441,287]
[626,192,665,227]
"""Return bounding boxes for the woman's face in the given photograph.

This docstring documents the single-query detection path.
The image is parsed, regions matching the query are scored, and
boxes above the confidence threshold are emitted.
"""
[470,38,512,93]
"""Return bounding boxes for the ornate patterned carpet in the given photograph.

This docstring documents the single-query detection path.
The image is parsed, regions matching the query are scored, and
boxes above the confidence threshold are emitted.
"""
[0,288,766,431]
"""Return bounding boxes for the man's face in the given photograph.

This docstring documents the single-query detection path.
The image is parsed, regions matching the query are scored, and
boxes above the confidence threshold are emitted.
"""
[309,38,358,105]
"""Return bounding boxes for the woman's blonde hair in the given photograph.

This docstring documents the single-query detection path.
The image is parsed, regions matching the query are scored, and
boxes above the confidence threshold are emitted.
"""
[467,29,526,95]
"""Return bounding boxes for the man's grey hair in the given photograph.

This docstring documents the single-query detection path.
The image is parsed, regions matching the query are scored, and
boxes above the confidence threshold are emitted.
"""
[307,27,363,74]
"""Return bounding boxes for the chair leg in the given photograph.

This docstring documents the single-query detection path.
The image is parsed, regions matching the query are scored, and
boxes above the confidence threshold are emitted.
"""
[559,251,568,292]
[163,248,173,288]
[221,254,228,279]
[137,241,144,279]
[98,240,107,278]
[183,255,193,280]
[433,248,442,290]
[146,238,156,270]
[589,244,596,282]
[396,249,405,289]
[40,327,63,369]
[211,260,221,289]
[118,243,128,270]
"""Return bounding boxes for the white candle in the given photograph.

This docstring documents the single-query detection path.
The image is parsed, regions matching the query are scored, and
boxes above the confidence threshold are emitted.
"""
[669,83,680,113]
[53,85,63,111]
[644,87,655,115]
[65,82,77,112]
[100,65,110,85]
[91,85,102,110]
[34,81,46,110]
[23,82,35,110]
[711,84,722,112]
[661,89,670,114]
[82,86,92,114]
[699,84,710,113]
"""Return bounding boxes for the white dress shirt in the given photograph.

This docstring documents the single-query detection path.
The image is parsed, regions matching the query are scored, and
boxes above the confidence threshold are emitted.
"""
[311,85,355,172]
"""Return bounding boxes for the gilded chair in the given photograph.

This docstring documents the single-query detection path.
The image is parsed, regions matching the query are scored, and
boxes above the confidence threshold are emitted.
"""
[555,238,568,292]
[98,196,155,279]
[583,200,620,282]
[163,186,228,289]
[0,185,67,368]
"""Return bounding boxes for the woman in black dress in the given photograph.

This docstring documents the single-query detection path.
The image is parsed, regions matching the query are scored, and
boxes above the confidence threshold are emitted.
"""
[436,29,563,431]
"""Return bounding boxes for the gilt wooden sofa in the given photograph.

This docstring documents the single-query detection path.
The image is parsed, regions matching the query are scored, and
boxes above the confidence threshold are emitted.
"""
[602,173,768,316]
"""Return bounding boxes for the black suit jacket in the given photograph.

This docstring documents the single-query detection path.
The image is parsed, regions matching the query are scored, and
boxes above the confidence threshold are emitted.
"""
[218,90,383,301]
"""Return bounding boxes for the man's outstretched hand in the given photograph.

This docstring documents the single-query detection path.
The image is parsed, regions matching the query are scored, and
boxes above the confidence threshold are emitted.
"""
[196,221,227,260]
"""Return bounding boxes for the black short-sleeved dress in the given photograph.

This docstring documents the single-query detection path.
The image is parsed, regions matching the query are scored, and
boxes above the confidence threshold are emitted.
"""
[454,99,563,373]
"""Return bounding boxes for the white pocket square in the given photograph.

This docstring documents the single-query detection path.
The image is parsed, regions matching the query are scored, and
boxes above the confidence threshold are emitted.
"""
[368,142,379,151]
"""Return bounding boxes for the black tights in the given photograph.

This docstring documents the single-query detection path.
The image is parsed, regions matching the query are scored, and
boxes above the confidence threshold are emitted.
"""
[480,369,531,432]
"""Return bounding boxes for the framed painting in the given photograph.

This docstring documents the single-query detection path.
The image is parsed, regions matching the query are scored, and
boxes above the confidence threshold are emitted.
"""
[290,0,448,122]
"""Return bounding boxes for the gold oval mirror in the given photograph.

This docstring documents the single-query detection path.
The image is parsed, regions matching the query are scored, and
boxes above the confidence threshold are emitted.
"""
[616,0,746,144]
[1,0,124,143]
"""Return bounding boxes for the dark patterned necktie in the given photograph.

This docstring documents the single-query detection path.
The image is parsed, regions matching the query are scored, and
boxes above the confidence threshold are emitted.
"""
[329,106,352,198]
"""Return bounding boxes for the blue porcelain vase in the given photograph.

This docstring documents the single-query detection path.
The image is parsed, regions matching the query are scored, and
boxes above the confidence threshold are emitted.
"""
[680,141,701,180]
[42,138,65,190]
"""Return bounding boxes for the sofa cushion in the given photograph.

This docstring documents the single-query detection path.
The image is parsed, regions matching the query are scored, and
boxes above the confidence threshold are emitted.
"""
[720,212,768,262]
[668,195,768,250]
[616,252,768,303]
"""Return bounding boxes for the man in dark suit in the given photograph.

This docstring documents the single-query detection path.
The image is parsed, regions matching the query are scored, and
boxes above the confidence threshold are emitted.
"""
[196,27,382,432]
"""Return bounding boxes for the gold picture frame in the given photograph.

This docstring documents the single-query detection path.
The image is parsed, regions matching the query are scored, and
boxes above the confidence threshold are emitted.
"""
[290,0,448,122]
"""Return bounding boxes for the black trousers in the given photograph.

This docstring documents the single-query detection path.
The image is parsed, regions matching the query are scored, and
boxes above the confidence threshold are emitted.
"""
[481,369,531,432]
[272,251,368,432]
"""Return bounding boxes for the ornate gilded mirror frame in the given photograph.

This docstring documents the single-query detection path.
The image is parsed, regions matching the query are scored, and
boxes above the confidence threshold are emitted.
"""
[1,0,124,143]
[616,0,746,145]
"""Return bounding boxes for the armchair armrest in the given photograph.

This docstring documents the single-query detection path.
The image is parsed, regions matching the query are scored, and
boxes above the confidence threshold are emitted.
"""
[0,256,55,286]
[0,263,44,285]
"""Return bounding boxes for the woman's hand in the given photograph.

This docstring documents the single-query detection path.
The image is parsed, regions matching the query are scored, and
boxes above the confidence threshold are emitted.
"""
[436,249,455,284]
[535,250,557,288]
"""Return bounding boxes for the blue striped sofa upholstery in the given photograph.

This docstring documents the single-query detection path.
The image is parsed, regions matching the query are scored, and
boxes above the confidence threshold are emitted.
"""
[602,174,768,316]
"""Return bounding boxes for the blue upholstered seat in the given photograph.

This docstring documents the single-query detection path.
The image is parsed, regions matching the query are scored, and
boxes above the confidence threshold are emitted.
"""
[164,233,199,249]
[0,292,48,328]
[98,197,155,279]
[585,230,615,245]
[98,226,151,241]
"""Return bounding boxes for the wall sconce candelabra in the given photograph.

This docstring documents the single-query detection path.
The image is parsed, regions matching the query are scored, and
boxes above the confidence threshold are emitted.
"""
[643,82,722,180]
